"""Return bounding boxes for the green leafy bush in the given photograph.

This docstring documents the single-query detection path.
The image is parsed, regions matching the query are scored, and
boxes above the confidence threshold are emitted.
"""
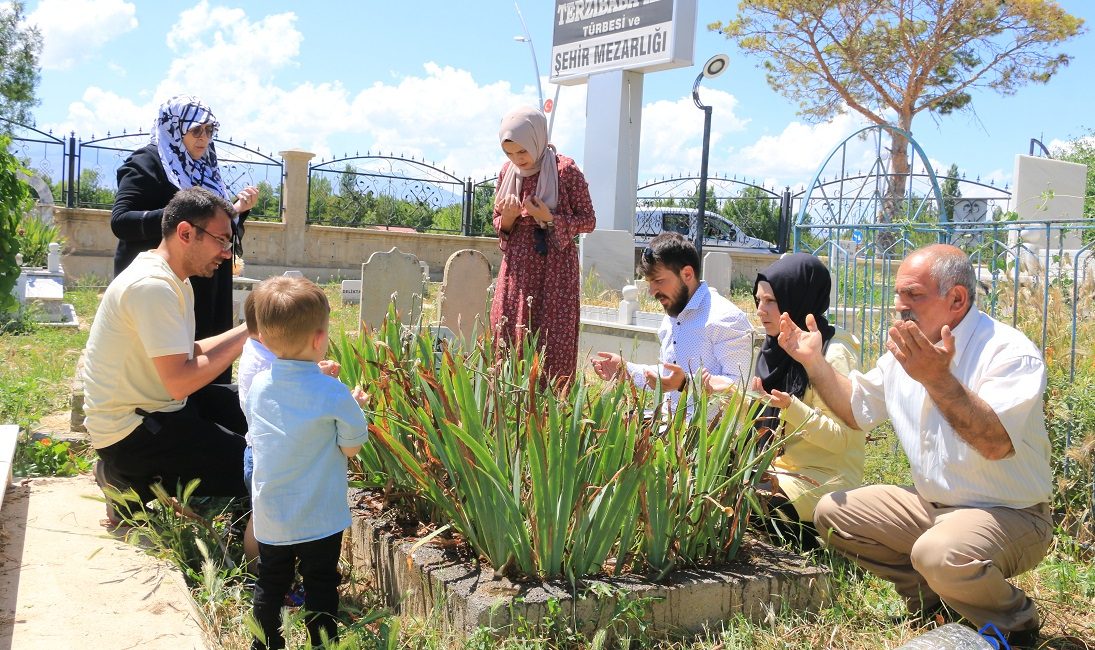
[1045,365,1095,545]
[14,212,63,267]
[1,134,33,315]
[13,434,91,477]
[329,308,779,584]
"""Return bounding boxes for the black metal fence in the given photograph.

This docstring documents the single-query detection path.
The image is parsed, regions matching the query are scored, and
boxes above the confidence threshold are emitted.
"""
[307,154,469,234]
[2,118,283,218]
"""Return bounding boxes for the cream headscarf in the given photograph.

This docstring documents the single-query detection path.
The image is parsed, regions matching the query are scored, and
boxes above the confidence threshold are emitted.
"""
[496,106,559,210]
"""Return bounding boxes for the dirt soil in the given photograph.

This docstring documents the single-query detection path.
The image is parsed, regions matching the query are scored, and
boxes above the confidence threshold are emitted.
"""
[0,475,210,650]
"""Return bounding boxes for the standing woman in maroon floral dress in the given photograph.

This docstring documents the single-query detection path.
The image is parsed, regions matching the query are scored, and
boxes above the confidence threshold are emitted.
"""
[489,106,596,383]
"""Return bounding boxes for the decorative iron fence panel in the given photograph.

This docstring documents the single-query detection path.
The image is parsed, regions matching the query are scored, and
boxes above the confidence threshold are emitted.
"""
[469,177,497,237]
[307,154,465,234]
[636,175,789,251]
[1,118,67,204]
[75,131,283,218]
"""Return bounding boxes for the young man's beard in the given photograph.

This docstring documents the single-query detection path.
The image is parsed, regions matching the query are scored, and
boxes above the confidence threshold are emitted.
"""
[660,282,691,318]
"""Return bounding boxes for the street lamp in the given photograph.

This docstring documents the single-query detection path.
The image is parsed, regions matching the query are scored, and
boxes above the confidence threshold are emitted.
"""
[692,54,729,270]
[513,2,544,111]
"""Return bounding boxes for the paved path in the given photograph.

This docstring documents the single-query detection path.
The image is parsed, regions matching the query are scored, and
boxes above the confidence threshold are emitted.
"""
[0,475,210,650]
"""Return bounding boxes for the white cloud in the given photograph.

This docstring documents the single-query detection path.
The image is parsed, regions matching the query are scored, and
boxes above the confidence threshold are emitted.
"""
[731,112,870,189]
[638,89,749,181]
[27,0,137,71]
[37,3,899,195]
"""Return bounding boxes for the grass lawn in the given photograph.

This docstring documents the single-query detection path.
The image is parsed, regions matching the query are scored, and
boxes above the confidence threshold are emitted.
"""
[3,279,1093,649]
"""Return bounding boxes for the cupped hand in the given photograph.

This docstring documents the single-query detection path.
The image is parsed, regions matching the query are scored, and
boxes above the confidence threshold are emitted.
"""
[777,312,824,367]
[749,376,790,409]
[591,351,624,381]
[644,362,686,391]
[234,186,259,213]
[702,369,735,393]
[524,195,553,226]
[318,359,340,378]
[497,194,522,220]
[351,385,369,408]
[886,320,956,385]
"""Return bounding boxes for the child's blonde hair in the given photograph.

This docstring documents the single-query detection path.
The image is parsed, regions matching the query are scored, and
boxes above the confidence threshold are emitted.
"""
[254,277,330,357]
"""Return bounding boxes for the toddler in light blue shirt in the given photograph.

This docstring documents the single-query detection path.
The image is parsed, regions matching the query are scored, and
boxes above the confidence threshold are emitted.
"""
[244,276,368,650]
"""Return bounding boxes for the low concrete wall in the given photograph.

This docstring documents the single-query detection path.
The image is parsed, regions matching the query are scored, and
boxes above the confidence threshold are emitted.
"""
[51,207,504,283]
[51,203,779,288]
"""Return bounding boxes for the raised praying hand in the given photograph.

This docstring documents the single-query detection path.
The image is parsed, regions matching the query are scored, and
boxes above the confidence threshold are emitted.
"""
[777,312,824,367]
[644,362,687,392]
[749,376,791,409]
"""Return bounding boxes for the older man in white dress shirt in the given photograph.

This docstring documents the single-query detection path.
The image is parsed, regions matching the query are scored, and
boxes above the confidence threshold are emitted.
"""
[777,244,1052,647]
[590,232,754,415]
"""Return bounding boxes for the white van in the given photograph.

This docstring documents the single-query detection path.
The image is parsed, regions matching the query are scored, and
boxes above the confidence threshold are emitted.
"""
[634,207,774,250]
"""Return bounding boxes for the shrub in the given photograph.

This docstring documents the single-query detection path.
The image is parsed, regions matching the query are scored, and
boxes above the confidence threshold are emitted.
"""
[14,212,63,267]
[1,134,33,316]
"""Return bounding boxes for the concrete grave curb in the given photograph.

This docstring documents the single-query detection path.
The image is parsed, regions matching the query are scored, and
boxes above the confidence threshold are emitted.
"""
[345,499,830,639]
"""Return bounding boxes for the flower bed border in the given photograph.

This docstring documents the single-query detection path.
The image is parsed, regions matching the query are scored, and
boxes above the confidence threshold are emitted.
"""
[344,494,831,638]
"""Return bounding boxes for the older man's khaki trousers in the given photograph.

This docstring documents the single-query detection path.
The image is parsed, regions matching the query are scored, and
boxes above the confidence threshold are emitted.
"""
[813,485,1052,633]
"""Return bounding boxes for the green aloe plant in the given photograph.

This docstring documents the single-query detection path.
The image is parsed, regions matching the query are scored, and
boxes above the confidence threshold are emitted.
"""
[329,307,779,584]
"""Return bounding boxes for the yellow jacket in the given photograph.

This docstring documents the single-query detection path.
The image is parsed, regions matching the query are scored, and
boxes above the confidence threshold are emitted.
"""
[770,328,864,522]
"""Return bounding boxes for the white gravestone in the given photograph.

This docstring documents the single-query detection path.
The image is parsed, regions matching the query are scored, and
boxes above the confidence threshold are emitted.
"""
[341,280,362,304]
[702,252,732,295]
[439,249,492,344]
[359,247,425,333]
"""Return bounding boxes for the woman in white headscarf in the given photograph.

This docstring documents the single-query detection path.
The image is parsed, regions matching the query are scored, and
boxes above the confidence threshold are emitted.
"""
[489,106,596,384]
[111,95,258,383]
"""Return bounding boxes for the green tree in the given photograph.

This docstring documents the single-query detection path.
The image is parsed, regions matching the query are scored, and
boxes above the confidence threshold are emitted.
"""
[1054,131,1095,221]
[687,183,718,214]
[0,1,41,127]
[721,185,781,243]
[74,168,115,207]
[941,163,962,222]
[308,175,335,224]
[713,1,1084,222]
[469,182,496,236]
[250,180,281,220]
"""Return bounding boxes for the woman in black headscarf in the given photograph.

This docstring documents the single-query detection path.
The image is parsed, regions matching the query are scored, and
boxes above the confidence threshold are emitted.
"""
[111,95,258,384]
[705,253,863,550]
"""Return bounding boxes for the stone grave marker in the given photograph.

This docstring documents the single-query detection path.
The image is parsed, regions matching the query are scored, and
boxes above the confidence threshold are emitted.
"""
[702,251,732,294]
[359,247,424,333]
[341,280,362,304]
[439,250,492,344]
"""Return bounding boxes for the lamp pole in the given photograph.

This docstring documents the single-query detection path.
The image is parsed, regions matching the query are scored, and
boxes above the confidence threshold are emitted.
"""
[513,2,544,111]
[691,54,730,275]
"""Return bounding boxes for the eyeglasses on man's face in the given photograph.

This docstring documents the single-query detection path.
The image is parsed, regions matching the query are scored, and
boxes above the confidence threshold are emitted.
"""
[187,124,216,139]
[187,221,234,252]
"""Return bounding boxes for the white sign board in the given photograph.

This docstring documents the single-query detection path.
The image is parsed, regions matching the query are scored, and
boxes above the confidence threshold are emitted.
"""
[341,279,362,304]
[551,0,696,85]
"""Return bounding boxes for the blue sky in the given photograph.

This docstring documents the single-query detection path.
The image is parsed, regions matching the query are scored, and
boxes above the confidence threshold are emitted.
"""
[20,0,1095,193]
